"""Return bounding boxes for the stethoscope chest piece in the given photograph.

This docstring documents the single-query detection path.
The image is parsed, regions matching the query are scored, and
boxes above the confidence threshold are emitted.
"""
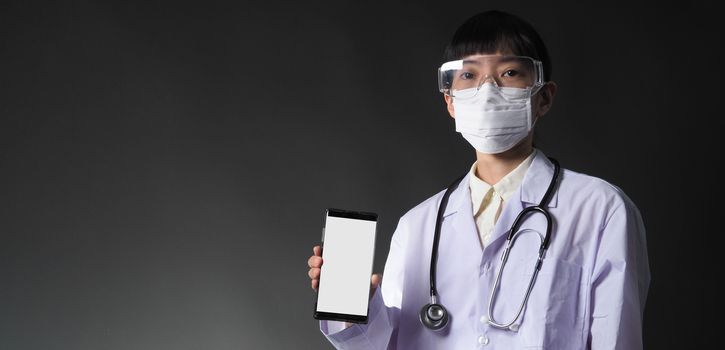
[419,302,449,330]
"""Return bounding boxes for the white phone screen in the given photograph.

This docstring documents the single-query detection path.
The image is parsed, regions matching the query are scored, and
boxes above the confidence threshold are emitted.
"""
[315,211,377,319]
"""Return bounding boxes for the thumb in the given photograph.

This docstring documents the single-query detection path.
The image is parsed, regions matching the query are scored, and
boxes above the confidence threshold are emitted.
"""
[371,273,383,288]
[369,274,383,300]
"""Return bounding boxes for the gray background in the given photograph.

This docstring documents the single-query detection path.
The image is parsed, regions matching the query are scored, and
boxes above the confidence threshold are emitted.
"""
[1,0,719,348]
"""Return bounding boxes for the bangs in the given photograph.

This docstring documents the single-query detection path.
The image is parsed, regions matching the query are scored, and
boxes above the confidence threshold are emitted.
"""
[443,11,552,81]
[444,33,538,61]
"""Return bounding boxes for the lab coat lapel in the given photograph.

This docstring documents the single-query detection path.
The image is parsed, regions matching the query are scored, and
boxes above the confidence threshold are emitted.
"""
[440,173,482,252]
[486,150,559,247]
[519,150,559,208]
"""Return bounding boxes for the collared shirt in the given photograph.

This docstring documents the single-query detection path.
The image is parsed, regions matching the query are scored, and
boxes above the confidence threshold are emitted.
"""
[468,149,537,247]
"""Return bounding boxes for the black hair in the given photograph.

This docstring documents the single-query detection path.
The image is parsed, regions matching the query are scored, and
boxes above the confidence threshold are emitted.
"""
[443,10,552,82]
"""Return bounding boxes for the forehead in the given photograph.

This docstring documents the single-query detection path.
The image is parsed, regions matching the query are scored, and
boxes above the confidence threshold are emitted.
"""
[461,48,516,59]
[460,54,527,67]
[461,51,516,61]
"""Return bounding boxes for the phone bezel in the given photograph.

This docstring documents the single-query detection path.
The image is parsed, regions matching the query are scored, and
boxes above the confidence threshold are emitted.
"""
[313,208,378,324]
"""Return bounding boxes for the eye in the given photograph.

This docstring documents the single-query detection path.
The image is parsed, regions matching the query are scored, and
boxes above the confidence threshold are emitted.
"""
[503,69,519,77]
[459,71,476,80]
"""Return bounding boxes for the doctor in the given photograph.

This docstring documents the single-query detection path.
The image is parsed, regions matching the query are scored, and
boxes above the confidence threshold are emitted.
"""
[307,10,650,349]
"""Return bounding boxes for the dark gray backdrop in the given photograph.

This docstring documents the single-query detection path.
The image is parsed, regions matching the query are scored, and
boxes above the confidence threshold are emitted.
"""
[1,0,719,349]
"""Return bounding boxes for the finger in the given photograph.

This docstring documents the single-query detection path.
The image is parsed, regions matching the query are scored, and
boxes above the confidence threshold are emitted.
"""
[311,279,319,291]
[313,245,322,257]
[308,255,323,268]
[308,267,320,280]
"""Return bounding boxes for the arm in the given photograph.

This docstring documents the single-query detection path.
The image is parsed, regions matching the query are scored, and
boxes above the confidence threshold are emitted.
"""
[588,198,651,349]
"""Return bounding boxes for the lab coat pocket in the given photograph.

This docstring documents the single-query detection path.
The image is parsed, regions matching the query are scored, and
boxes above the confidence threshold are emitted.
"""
[519,257,584,349]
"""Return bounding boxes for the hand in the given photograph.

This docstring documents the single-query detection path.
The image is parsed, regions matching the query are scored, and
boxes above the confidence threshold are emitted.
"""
[308,245,382,329]
[307,245,382,295]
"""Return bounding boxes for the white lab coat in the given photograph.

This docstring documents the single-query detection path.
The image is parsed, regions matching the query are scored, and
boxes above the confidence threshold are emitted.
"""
[320,150,650,349]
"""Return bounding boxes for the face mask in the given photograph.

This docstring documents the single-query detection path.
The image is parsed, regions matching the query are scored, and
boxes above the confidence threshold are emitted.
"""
[453,83,536,154]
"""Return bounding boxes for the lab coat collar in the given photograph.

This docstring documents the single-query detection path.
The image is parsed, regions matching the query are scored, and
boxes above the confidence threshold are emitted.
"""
[519,149,559,208]
[441,172,471,218]
[442,149,560,253]
[442,148,559,218]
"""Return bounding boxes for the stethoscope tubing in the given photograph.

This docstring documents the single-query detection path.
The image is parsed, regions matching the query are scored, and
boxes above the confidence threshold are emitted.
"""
[424,157,561,331]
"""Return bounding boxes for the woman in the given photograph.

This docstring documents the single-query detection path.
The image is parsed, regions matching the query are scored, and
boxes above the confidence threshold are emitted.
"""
[307,10,650,349]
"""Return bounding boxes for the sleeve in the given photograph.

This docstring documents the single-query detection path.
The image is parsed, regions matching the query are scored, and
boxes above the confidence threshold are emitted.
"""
[588,197,651,350]
[318,217,408,349]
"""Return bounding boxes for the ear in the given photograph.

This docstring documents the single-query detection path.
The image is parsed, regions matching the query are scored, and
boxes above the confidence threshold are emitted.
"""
[444,94,455,119]
[534,81,557,120]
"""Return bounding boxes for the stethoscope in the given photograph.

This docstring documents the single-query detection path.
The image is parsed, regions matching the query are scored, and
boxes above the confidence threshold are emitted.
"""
[419,157,560,331]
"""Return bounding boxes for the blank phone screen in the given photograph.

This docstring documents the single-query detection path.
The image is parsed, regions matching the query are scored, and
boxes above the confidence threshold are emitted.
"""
[316,214,377,318]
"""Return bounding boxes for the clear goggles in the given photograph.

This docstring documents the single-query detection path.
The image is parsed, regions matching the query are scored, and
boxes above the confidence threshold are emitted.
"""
[438,55,545,98]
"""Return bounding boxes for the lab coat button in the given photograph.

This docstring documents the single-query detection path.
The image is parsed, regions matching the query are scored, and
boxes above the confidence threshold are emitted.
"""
[480,315,487,324]
[478,335,489,345]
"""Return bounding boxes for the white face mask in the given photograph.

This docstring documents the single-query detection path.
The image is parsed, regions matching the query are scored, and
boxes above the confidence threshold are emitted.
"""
[453,83,536,154]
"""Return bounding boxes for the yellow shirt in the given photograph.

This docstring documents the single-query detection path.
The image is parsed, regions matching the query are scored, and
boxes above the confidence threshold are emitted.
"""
[468,149,537,248]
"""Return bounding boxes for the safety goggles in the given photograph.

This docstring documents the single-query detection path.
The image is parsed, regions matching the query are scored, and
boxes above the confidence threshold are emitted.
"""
[438,55,545,98]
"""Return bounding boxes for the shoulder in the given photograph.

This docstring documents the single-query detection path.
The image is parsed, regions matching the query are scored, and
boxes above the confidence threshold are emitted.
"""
[398,188,447,226]
[390,187,449,244]
[562,168,625,199]
[558,167,641,225]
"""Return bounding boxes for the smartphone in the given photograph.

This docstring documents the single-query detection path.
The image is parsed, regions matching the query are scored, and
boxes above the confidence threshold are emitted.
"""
[313,208,377,323]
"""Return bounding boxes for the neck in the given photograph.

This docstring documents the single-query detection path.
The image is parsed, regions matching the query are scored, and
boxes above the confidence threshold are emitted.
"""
[474,140,534,185]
